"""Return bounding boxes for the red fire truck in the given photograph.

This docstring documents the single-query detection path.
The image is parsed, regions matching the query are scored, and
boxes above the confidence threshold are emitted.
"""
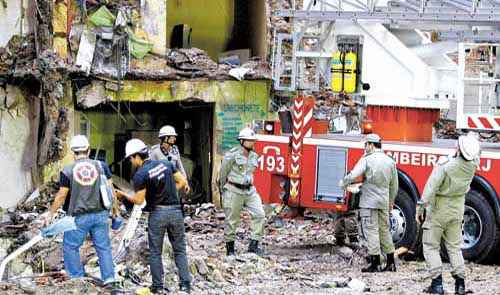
[253,96,500,263]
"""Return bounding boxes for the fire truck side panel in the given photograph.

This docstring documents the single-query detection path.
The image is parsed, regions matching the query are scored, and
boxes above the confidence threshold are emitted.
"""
[254,136,500,220]
[476,158,500,198]
[299,144,358,211]
[254,140,290,204]
[299,144,351,211]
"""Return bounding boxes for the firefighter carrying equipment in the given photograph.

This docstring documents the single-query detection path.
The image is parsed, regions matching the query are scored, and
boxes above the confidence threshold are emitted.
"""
[331,50,358,93]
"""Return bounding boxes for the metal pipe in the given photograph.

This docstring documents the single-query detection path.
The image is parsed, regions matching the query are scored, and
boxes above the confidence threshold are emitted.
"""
[389,0,421,11]
[411,41,458,58]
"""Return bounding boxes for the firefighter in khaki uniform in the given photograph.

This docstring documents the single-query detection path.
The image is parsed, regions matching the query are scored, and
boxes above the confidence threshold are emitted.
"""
[417,133,480,295]
[219,127,266,256]
[340,133,398,272]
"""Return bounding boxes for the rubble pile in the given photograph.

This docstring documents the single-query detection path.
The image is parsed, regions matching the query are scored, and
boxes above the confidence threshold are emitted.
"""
[0,35,37,78]
[1,200,500,294]
[126,48,271,81]
[64,2,272,81]
[434,118,460,139]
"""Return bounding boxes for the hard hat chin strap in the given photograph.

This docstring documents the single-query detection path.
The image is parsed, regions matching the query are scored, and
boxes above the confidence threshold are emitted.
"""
[240,139,253,152]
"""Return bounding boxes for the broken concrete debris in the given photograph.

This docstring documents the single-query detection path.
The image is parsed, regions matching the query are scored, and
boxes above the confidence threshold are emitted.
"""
[2,196,500,294]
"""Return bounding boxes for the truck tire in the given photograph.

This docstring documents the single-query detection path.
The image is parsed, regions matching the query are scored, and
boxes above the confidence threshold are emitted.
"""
[461,190,498,263]
[391,189,418,249]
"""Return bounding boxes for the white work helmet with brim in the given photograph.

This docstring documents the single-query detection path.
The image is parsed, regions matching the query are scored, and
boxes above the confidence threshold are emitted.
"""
[365,133,381,144]
[458,133,480,161]
[70,135,90,152]
[238,127,257,141]
[158,125,177,138]
[125,138,148,158]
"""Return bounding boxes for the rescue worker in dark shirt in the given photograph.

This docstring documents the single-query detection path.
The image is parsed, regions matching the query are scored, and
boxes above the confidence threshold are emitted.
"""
[42,135,118,289]
[115,139,191,294]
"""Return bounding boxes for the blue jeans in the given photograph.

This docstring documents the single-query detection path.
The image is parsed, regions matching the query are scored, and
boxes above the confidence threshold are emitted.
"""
[148,207,191,288]
[63,210,115,283]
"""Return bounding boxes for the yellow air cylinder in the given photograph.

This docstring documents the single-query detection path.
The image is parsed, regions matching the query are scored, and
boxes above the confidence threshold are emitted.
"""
[331,51,344,92]
[343,51,357,93]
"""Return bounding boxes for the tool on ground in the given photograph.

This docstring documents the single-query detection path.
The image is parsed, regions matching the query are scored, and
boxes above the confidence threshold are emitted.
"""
[0,215,77,281]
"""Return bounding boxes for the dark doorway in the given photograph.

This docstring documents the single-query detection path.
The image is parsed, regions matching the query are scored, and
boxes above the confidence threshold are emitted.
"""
[82,100,215,204]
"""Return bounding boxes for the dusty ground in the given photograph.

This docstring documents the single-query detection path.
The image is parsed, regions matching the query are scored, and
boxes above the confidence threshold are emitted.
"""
[1,206,499,294]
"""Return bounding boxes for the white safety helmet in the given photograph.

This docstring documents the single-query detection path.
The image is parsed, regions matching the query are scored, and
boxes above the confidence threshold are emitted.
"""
[365,133,381,144]
[458,133,480,161]
[125,138,148,158]
[158,125,177,138]
[70,135,90,152]
[238,127,257,141]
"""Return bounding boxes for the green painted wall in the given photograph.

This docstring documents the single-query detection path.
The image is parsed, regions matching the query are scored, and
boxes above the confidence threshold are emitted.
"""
[84,80,270,159]
[167,0,234,59]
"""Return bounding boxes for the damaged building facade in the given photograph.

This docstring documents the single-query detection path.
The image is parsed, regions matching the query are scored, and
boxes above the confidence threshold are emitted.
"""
[0,0,274,208]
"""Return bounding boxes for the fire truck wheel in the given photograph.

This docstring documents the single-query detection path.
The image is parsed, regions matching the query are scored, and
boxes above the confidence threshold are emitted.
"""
[461,190,498,263]
[391,189,417,249]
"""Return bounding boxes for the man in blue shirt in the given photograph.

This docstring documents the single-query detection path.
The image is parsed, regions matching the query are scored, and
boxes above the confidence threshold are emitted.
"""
[116,139,191,294]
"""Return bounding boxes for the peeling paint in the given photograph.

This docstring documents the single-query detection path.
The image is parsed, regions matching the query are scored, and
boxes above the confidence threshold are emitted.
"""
[53,0,68,34]
[105,80,269,103]
[0,86,32,208]
[141,0,167,55]
[53,36,68,58]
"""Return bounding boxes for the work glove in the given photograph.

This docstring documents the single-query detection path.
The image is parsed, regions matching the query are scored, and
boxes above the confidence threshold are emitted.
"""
[338,179,346,188]
[416,202,427,224]
[40,211,55,227]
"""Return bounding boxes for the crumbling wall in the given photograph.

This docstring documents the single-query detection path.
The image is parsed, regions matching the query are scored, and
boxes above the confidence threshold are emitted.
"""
[166,0,234,59]
[0,0,72,194]
[0,0,30,47]
[0,85,34,208]
[36,52,70,167]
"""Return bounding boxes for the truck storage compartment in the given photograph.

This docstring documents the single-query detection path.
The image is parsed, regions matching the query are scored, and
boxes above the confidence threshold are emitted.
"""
[315,147,347,203]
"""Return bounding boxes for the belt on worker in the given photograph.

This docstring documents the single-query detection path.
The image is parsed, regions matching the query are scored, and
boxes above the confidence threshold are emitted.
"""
[156,204,182,210]
[228,181,252,190]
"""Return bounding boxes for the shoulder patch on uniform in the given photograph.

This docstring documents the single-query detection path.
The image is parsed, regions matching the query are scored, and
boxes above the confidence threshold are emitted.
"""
[224,148,237,159]
[437,155,450,165]
[171,145,180,155]
[228,147,240,154]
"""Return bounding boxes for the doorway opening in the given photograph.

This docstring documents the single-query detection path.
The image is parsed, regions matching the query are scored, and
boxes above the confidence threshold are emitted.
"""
[79,99,215,204]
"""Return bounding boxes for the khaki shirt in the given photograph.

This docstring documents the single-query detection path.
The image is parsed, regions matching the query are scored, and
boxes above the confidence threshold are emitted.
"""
[421,155,478,210]
[343,149,399,209]
[150,144,187,178]
[219,146,259,194]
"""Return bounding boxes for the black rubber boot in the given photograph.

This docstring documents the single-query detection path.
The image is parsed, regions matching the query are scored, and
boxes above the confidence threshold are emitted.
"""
[348,235,359,244]
[150,286,170,295]
[382,252,397,272]
[453,275,465,295]
[248,240,263,255]
[361,255,380,273]
[226,241,235,256]
[104,282,125,295]
[424,275,445,294]
[335,236,346,246]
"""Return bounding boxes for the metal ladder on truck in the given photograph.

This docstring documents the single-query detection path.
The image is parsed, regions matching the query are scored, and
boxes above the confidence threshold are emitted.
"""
[272,0,500,92]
